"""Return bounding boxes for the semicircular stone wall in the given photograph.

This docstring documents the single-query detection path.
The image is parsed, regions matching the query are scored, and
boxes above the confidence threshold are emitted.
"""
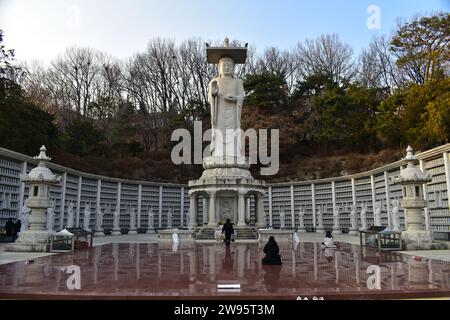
[0,145,449,236]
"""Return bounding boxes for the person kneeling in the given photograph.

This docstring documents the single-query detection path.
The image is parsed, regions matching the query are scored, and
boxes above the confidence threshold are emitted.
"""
[262,236,282,265]
[321,230,339,248]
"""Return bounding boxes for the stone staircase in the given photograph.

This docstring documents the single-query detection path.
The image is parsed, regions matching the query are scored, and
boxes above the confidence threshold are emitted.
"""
[194,227,258,240]
[235,227,258,240]
[194,228,216,240]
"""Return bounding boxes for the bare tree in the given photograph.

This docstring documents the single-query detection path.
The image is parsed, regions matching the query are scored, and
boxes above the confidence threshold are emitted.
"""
[295,34,356,84]
[357,35,404,90]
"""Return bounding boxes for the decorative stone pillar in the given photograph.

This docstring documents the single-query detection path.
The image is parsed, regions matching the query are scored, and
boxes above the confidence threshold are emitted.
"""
[393,146,433,250]
[188,194,197,229]
[207,191,217,227]
[238,191,246,227]
[255,194,266,229]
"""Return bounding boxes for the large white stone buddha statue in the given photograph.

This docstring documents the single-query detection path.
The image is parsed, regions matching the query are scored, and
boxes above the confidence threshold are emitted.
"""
[208,63,245,158]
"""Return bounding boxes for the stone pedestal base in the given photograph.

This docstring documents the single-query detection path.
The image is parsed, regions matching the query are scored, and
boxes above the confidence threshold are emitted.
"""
[111,229,122,236]
[402,230,448,250]
[128,229,138,235]
[316,228,325,233]
[147,228,156,234]
[4,231,53,252]
[258,229,294,243]
[349,229,359,235]
[158,229,194,242]
[333,228,342,235]
[94,230,105,237]
[298,227,307,233]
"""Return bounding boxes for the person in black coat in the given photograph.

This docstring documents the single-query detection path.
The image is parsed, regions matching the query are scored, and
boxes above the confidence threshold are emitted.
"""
[222,218,234,246]
[262,236,282,265]
[5,218,14,242]
[13,219,21,241]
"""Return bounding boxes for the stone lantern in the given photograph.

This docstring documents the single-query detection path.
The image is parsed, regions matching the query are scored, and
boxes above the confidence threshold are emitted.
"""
[7,146,61,252]
[393,146,432,250]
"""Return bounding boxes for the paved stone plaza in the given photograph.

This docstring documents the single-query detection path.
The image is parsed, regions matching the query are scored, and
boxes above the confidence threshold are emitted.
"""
[1,234,450,299]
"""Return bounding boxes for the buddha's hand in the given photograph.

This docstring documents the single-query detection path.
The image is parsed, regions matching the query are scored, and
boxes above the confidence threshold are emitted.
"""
[225,95,237,102]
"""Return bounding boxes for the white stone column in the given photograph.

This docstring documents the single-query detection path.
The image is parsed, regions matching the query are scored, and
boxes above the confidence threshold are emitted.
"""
[290,185,295,228]
[268,186,273,227]
[59,172,67,230]
[137,184,142,230]
[384,171,391,228]
[115,182,122,234]
[238,191,246,227]
[208,191,217,227]
[443,152,450,211]
[158,186,163,228]
[370,175,376,222]
[419,160,430,231]
[180,187,184,227]
[351,178,357,206]
[94,179,104,237]
[256,194,265,229]
[311,184,316,231]
[17,161,27,219]
[96,180,101,215]
[331,181,340,233]
[351,178,358,233]
[76,176,82,227]
[189,194,197,229]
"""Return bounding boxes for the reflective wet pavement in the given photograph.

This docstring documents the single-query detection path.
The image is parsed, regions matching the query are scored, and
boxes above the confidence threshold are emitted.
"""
[0,242,449,299]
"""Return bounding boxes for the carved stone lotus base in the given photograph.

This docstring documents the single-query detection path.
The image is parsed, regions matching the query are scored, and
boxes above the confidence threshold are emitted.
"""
[94,230,105,237]
[401,230,447,250]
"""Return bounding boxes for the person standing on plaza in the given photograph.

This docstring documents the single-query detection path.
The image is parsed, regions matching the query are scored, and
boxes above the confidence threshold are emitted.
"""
[222,218,234,246]
[13,219,21,241]
[5,218,14,242]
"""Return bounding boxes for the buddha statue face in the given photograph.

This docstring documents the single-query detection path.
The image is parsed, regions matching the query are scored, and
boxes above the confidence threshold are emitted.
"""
[219,57,235,77]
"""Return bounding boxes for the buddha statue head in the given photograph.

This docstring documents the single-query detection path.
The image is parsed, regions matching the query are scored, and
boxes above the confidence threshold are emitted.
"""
[219,56,235,78]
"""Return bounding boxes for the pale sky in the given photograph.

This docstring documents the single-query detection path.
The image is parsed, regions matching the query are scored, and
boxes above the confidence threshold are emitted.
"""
[0,0,448,64]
